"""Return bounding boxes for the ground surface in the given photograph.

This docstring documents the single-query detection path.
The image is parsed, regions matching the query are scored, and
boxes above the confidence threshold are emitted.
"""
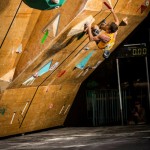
[0,125,150,150]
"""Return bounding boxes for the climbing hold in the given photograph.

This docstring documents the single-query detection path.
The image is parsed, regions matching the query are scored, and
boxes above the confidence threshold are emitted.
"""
[16,44,22,53]
[64,105,70,115]
[145,0,150,6]
[141,5,147,13]
[136,0,149,14]
[84,46,90,50]
[76,71,84,78]
[38,60,52,76]
[59,105,65,114]
[83,66,92,76]
[41,30,49,44]
[10,112,16,124]
[82,68,89,76]
[119,17,128,26]
[22,76,36,85]
[33,72,38,78]
[21,102,29,115]
[67,15,95,37]
[92,61,102,69]
[43,14,60,38]
[76,50,95,70]
[119,21,127,26]
[49,62,59,70]
[23,0,66,10]
[103,2,112,9]
[0,108,6,115]
[57,70,66,77]
[0,68,15,82]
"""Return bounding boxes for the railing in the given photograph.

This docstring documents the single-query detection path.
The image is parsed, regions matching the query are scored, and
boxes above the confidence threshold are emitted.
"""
[86,89,128,126]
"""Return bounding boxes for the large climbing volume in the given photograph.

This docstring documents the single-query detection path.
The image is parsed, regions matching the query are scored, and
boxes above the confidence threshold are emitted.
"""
[38,60,52,76]
[23,0,66,10]
[76,51,95,70]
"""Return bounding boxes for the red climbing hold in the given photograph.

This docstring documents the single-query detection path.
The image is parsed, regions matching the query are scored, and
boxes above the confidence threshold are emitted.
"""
[57,70,66,77]
[141,5,147,13]
[103,2,112,9]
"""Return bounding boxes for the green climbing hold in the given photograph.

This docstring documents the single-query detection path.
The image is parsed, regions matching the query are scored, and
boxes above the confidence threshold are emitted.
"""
[41,30,49,44]
[0,108,6,115]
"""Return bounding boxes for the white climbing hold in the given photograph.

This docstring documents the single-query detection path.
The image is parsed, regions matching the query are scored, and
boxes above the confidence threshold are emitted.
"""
[16,44,22,53]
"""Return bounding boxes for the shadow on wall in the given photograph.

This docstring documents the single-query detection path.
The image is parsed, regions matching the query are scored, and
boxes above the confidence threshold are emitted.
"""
[0,0,10,14]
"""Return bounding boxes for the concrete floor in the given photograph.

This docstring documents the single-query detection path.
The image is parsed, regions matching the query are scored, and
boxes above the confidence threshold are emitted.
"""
[0,125,150,150]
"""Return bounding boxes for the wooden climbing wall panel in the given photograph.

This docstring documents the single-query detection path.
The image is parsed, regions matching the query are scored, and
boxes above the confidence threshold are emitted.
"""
[0,0,150,137]
[0,87,37,137]
[0,0,21,46]
[0,84,80,137]
[20,83,81,132]
[0,1,41,91]
[14,0,88,78]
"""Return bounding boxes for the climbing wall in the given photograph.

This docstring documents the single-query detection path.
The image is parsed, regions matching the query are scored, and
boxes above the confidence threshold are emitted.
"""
[0,0,150,137]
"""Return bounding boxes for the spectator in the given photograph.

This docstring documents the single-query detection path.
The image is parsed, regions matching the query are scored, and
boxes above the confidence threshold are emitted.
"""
[129,101,146,125]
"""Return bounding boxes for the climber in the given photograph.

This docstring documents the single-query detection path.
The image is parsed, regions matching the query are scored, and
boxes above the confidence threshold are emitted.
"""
[84,7,119,58]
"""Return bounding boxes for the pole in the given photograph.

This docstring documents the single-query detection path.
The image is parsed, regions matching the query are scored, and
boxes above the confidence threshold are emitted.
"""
[116,58,124,125]
[145,56,150,112]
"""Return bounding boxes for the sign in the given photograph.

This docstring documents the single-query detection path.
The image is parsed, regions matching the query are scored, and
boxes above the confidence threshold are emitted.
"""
[117,43,148,58]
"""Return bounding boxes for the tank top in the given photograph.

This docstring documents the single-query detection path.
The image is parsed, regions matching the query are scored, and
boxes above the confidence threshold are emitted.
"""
[97,32,115,51]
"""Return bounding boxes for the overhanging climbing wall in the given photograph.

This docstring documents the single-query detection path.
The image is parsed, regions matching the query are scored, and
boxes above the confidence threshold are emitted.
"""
[0,0,150,137]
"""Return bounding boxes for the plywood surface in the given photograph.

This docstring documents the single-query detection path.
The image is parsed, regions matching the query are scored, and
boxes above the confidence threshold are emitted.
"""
[0,2,41,83]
